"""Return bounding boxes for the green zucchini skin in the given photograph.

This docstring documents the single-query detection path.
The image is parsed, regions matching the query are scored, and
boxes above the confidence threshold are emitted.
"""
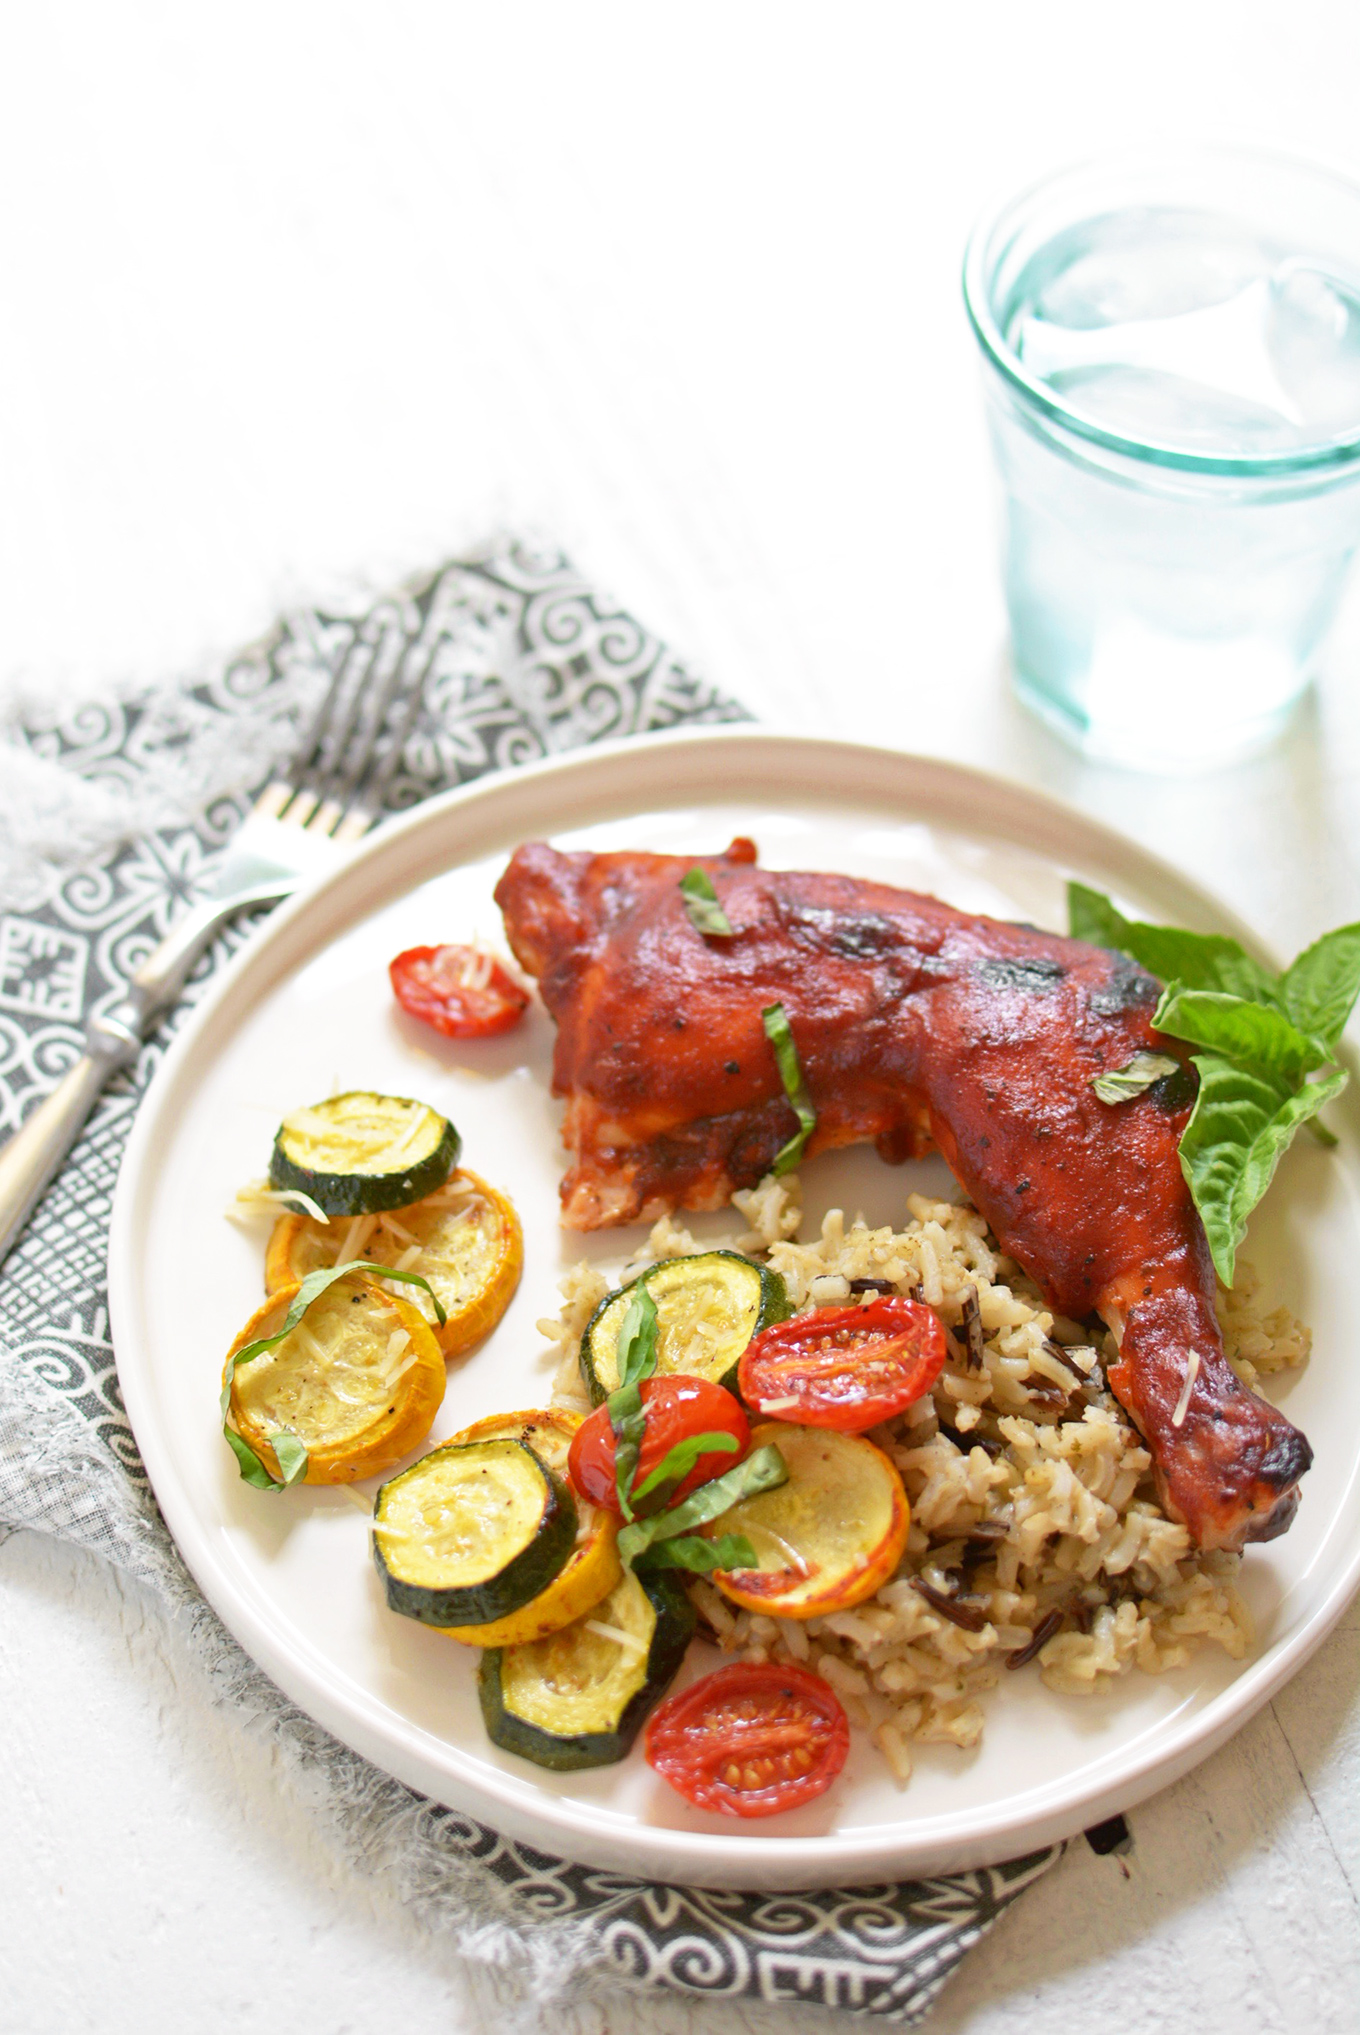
[270,1091,461,1217]
[478,1570,696,1771]
[373,1439,576,1628]
[579,1251,790,1406]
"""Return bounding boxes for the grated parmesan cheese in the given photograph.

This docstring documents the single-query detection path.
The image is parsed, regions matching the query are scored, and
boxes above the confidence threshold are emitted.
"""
[1171,1348,1201,1429]
[226,1179,331,1226]
[584,1619,648,1656]
[753,1527,811,1577]
[334,1215,377,1266]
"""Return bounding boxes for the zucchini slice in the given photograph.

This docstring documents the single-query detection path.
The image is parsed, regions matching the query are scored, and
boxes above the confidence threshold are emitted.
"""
[270,1091,460,1217]
[224,1273,445,1485]
[479,1567,695,1771]
[580,1251,789,1405]
[265,1169,522,1360]
[710,1421,911,1619]
[373,1437,576,1627]
[435,1410,621,1646]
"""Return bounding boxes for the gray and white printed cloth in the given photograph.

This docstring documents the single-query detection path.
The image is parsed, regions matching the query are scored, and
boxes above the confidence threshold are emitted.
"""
[0,538,1058,2023]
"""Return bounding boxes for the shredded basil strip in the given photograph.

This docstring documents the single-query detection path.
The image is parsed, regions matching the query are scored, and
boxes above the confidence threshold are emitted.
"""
[1090,1050,1181,1105]
[1069,882,1360,1283]
[606,1285,659,1521]
[634,1532,758,1575]
[762,1002,816,1176]
[679,868,734,937]
[223,1424,304,1492]
[617,1443,787,1564]
[268,1431,311,1486]
[629,1430,739,1515]
[615,1283,659,1394]
[220,1258,446,1491]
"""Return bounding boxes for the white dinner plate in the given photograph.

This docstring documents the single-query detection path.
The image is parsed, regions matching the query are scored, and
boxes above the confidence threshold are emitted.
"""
[108,730,1360,1890]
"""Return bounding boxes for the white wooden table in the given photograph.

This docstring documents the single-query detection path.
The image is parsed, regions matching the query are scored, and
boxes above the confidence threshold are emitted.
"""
[2,6,1358,2029]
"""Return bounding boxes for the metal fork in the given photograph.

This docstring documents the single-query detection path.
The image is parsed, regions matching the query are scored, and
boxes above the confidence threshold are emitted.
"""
[0,627,434,1268]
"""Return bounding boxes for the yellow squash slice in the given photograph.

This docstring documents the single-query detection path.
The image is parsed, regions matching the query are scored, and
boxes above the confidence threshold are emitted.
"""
[435,1409,622,1646]
[710,1421,911,1619]
[265,1168,522,1361]
[225,1274,445,1485]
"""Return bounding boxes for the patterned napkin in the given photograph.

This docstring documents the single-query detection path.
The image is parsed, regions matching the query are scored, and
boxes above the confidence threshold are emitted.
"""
[0,538,1058,2024]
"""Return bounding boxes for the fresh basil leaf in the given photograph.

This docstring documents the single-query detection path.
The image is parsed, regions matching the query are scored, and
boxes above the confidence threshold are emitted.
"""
[629,1430,740,1514]
[679,868,734,937]
[1090,1050,1181,1104]
[1279,922,1360,1049]
[1153,986,1332,1077]
[1066,882,1278,1004]
[220,1257,444,1490]
[1067,881,1131,950]
[1128,926,1278,1003]
[617,1443,787,1563]
[762,1002,816,1176]
[1179,1055,1348,1285]
[634,1532,758,1575]
[1068,885,1353,1280]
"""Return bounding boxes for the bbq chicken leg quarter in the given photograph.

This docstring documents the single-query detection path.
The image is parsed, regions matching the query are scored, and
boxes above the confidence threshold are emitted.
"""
[496,838,1311,1554]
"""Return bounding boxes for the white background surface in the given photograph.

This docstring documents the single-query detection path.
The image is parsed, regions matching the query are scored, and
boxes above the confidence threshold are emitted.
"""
[2,3,1359,2030]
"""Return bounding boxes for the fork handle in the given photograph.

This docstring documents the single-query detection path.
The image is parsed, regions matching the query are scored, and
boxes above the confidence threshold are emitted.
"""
[0,876,295,1270]
[0,1016,141,1265]
[128,876,296,1015]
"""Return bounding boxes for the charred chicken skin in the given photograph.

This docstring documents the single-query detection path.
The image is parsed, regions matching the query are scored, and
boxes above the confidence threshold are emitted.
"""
[495,837,1311,1553]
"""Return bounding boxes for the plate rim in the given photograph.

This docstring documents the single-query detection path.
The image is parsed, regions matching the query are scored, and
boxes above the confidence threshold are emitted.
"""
[107,727,1360,1888]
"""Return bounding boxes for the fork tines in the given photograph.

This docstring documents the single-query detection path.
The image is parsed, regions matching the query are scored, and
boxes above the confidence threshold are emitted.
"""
[259,625,438,842]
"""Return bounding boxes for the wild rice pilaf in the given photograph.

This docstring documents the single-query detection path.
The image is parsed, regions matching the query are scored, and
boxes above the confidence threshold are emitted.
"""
[539,1175,1307,1785]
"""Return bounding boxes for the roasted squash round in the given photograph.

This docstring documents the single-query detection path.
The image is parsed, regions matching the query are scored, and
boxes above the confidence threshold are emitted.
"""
[434,1409,622,1646]
[372,1436,576,1627]
[478,1566,695,1770]
[709,1421,911,1618]
[580,1251,788,1404]
[224,1273,445,1485]
[265,1169,522,1361]
[269,1091,460,1216]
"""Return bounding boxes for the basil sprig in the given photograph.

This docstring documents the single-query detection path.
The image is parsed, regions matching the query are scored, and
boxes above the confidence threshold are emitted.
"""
[606,1285,659,1520]
[762,1002,816,1176]
[616,1444,787,1565]
[221,1259,447,1491]
[1070,882,1360,1284]
[679,868,734,937]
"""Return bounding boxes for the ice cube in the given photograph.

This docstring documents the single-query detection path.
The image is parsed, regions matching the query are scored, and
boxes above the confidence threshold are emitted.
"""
[1267,262,1360,436]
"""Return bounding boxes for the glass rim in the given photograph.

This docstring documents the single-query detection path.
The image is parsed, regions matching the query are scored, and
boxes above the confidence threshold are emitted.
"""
[962,143,1360,478]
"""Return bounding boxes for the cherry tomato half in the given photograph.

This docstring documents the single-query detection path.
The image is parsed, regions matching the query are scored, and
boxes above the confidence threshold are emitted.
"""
[645,1662,850,1818]
[389,944,529,1039]
[738,1294,947,1431]
[568,1376,749,1516]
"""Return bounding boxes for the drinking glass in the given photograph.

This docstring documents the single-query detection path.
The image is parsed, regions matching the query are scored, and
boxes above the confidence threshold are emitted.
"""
[963,149,1360,770]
